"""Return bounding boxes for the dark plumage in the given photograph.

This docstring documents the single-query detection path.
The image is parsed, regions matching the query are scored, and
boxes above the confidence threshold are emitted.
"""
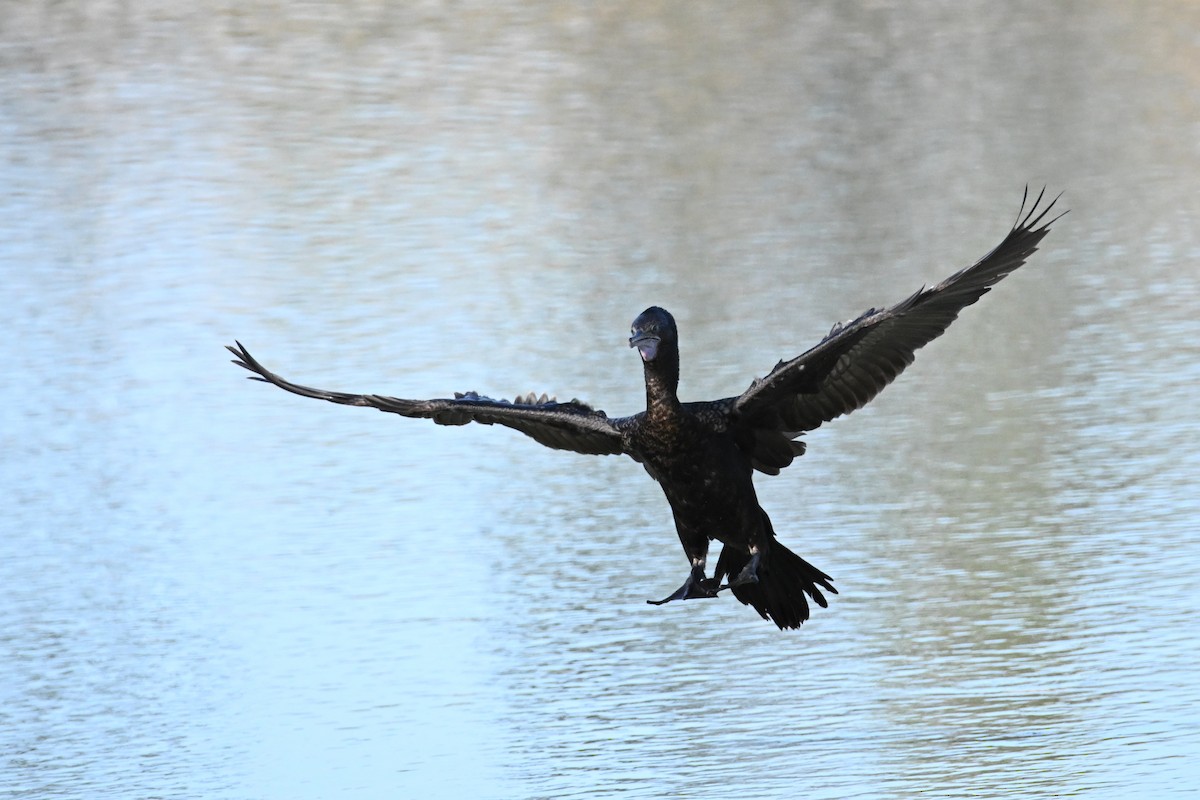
[229,188,1063,629]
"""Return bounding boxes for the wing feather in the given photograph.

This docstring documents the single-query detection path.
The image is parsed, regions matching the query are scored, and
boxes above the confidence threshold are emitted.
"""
[725,187,1064,467]
[226,342,628,457]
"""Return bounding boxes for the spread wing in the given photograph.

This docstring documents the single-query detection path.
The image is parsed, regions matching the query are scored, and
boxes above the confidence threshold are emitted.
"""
[227,342,629,456]
[724,187,1064,473]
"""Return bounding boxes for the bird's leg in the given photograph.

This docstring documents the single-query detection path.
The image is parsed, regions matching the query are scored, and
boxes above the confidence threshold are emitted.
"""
[719,547,761,590]
[647,557,721,605]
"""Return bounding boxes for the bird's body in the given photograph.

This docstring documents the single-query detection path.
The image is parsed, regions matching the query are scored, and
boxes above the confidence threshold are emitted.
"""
[229,188,1063,629]
[632,403,758,565]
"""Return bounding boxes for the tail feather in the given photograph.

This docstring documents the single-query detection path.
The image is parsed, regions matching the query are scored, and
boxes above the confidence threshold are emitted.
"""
[716,540,837,630]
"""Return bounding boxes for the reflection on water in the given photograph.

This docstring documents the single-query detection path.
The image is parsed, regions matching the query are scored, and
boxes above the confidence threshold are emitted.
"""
[3,2,1199,798]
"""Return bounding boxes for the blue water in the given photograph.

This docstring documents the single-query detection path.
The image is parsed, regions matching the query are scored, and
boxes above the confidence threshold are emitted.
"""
[3,2,1198,798]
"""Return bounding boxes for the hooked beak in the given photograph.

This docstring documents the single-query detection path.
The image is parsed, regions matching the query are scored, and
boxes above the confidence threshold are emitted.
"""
[629,330,660,362]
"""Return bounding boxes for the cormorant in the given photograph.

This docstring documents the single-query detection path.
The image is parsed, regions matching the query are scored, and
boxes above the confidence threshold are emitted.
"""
[228,188,1062,629]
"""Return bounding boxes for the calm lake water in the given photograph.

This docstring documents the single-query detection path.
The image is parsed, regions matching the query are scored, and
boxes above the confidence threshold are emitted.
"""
[3,2,1198,798]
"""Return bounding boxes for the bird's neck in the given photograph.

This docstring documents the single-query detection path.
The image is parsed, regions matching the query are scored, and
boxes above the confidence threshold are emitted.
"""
[643,356,681,416]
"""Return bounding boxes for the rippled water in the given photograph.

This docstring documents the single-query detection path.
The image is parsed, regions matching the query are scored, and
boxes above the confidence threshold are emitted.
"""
[3,2,1198,798]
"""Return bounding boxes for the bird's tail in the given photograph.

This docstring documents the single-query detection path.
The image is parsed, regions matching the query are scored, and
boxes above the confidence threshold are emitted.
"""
[716,527,836,630]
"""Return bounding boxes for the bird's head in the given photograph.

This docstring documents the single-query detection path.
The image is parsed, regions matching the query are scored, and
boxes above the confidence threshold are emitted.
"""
[629,306,677,363]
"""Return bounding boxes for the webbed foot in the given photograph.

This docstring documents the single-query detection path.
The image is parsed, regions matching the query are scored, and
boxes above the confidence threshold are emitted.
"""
[647,569,721,605]
[718,551,761,591]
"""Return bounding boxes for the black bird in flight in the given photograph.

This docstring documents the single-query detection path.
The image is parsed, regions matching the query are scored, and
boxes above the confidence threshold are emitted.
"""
[229,188,1063,629]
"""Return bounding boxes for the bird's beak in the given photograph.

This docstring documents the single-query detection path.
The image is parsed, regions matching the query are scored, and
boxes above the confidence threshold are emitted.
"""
[629,331,660,362]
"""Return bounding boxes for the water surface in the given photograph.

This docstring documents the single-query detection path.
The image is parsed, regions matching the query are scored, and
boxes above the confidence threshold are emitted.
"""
[3,2,1198,798]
